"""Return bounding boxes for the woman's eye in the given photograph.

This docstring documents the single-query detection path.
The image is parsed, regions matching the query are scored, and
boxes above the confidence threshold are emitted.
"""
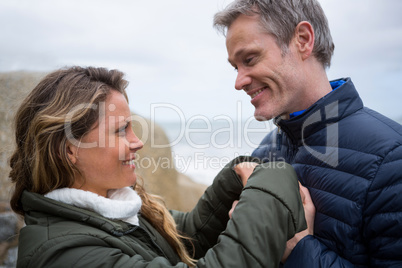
[118,129,126,136]
[117,124,128,136]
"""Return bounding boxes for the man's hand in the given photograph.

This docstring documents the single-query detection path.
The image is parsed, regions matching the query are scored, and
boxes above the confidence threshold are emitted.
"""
[281,182,315,263]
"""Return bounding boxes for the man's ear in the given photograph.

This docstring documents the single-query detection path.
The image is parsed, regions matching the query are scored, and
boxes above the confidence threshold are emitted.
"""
[294,21,315,61]
[66,141,78,164]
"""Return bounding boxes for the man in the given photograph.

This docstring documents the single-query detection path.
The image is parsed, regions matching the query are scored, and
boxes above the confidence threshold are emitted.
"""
[214,0,402,267]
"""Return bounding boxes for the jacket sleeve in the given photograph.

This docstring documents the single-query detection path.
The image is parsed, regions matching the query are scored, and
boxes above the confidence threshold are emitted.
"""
[171,156,255,258]
[195,161,307,267]
[283,235,355,267]
[173,157,306,267]
[363,144,402,267]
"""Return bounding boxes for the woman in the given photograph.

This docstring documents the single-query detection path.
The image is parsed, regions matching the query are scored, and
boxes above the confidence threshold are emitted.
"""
[9,66,310,267]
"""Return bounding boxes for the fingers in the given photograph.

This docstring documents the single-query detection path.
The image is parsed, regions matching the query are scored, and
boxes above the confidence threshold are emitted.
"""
[298,183,315,236]
[299,182,315,211]
[298,182,306,203]
[233,162,259,186]
[229,200,239,219]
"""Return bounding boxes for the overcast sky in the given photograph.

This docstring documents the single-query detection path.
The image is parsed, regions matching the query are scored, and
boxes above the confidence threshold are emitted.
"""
[1,0,401,123]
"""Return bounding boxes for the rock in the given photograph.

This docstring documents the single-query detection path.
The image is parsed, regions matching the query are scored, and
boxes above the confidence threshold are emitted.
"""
[0,72,45,203]
[0,72,40,267]
[0,213,18,242]
[1,247,17,268]
[0,203,21,268]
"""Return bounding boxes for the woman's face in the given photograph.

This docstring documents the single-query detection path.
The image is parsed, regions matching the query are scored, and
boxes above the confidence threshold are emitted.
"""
[69,90,143,197]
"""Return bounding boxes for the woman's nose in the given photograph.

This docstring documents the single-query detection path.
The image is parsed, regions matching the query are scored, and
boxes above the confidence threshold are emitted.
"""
[129,138,143,151]
[127,128,143,151]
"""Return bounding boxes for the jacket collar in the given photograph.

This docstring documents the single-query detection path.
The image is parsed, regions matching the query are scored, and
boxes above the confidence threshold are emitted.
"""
[45,187,141,226]
[22,191,138,237]
[274,78,363,143]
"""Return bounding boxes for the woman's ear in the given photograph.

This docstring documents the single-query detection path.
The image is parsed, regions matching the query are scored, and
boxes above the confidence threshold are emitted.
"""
[66,141,78,164]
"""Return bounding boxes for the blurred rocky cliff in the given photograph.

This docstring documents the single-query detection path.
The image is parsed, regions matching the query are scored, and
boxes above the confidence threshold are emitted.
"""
[0,71,206,267]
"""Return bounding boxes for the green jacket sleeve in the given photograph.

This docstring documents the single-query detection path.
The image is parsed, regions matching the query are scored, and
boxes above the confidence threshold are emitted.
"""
[171,156,256,258]
[197,161,307,267]
[173,157,307,267]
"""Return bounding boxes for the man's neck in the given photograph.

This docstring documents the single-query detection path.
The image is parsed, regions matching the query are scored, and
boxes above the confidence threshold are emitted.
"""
[284,64,333,119]
[298,64,332,111]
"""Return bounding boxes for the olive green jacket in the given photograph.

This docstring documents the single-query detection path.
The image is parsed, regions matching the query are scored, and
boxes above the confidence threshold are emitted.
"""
[17,157,306,267]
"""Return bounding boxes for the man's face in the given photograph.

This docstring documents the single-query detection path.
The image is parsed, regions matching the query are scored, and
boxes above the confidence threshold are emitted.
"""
[226,14,304,120]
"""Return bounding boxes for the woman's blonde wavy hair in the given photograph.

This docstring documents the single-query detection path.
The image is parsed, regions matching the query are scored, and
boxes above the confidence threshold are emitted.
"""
[9,66,195,266]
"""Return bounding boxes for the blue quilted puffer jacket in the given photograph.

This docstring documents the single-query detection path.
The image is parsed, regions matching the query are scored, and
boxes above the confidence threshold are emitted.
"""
[252,78,402,267]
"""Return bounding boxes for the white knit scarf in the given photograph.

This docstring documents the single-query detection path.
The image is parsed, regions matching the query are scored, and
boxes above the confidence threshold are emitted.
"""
[45,187,142,226]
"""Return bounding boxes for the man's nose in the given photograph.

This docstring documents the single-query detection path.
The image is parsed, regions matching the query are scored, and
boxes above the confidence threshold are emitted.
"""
[234,69,252,91]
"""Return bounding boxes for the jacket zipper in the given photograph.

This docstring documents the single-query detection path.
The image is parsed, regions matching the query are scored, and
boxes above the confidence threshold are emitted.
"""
[114,223,170,261]
[276,126,282,151]
[137,226,170,260]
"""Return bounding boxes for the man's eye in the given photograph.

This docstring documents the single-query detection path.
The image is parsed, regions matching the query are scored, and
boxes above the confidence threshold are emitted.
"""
[245,57,253,65]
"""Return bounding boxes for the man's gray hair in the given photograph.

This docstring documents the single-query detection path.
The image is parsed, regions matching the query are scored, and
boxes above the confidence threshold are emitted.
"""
[213,0,335,68]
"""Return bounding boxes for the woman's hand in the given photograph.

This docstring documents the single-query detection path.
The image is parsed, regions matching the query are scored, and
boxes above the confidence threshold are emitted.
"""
[229,162,259,219]
[233,162,259,186]
[281,182,315,263]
